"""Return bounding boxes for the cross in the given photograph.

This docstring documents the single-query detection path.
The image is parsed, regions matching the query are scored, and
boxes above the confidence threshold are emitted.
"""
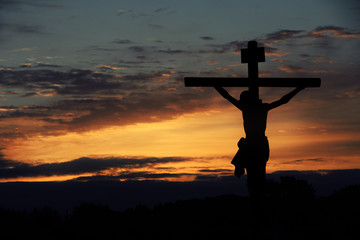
[184,41,321,96]
[184,41,321,239]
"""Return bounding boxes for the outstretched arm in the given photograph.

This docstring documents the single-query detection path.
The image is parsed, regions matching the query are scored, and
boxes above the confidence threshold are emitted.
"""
[214,86,241,109]
[267,86,305,110]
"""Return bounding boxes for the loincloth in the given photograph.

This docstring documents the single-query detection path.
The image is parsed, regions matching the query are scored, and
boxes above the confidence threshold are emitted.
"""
[231,136,269,168]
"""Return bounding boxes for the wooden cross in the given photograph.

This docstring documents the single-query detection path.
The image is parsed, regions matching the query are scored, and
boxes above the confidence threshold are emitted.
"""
[184,41,321,97]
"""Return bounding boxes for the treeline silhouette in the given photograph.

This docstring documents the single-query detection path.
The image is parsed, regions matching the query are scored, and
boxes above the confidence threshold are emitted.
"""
[1,177,359,240]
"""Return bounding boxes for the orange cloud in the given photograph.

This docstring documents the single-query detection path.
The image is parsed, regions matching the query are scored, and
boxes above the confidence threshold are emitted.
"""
[161,73,171,78]
[259,72,272,77]
[278,65,306,73]
[311,70,327,74]
[98,65,123,70]
[229,63,241,67]
[36,89,57,97]
[0,107,18,111]
[336,90,360,99]
[270,58,285,62]
[312,56,335,64]
[216,67,230,72]
[265,51,290,57]
[312,29,360,38]
[277,65,327,74]
[208,60,218,65]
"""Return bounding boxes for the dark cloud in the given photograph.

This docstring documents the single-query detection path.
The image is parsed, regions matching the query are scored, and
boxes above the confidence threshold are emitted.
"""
[0,69,129,95]
[262,26,360,47]
[154,8,168,13]
[281,158,325,165]
[120,72,161,81]
[0,90,20,95]
[0,156,188,179]
[153,26,358,58]
[264,30,305,43]
[0,67,216,134]
[118,8,171,18]
[0,0,62,10]
[0,1,56,40]
[116,60,148,65]
[33,63,63,68]
[22,1,62,8]
[58,79,124,95]
[0,153,232,183]
[128,46,145,52]
[127,9,150,18]
[21,92,39,97]
[195,175,220,181]
[0,153,18,168]
[299,53,311,58]
[0,0,18,9]
[157,49,189,54]
[78,45,120,53]
[311,25,360,38]
[136,55,146,59]
[264,46,289,57]
[50,91,210,132]
[113,39,134,44]
[202,40,248,54]
[74,172,194,182]
[0,23,44,34]
[200,36,214,41]
[0,105,51,119]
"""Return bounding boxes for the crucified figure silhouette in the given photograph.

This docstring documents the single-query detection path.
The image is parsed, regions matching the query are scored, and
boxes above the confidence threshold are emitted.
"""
[215,86,305,177]
[185,41,320,239]
[215,86,305,238]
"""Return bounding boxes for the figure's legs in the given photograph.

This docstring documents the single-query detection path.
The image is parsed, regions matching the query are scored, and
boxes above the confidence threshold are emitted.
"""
[246,162,266,239]
[247,162,266,201]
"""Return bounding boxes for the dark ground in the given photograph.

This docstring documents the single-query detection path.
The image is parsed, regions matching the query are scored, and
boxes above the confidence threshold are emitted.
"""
[1,176,359,240]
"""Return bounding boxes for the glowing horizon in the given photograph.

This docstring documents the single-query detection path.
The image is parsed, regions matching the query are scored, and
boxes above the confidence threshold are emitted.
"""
[1,106,359,182]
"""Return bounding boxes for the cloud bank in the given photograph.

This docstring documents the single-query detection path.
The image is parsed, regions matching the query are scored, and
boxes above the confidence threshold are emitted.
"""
[0,154,189,180]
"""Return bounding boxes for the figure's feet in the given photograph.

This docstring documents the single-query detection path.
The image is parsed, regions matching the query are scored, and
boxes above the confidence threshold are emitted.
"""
[234,166,245,178]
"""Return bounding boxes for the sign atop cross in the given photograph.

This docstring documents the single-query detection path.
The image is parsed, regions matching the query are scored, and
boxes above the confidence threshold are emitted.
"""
[184,41,321,97]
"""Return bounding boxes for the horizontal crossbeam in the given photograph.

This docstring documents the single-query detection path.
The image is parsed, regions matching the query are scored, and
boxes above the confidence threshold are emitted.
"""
[184,77,321,87]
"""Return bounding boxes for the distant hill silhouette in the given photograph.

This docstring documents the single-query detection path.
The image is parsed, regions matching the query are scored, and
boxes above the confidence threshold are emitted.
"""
[1,178,359,240]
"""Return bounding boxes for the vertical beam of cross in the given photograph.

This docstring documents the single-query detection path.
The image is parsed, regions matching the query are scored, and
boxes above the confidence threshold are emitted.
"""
[241,41,265,100]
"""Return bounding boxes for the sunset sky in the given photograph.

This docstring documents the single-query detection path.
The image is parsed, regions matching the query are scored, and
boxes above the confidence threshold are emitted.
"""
[0,0,359,182]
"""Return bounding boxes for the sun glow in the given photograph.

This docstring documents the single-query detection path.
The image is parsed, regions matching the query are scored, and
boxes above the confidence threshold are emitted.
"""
[3,109,241,164]
[2,107,359,182]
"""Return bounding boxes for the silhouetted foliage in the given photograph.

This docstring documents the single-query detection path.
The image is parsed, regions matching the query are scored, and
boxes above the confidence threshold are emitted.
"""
[0,179,359,240]
[267,176,315,201]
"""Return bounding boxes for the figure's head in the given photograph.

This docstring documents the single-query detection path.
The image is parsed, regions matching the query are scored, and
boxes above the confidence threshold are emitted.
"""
[240,90,253,102]
[240,90,261,104]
